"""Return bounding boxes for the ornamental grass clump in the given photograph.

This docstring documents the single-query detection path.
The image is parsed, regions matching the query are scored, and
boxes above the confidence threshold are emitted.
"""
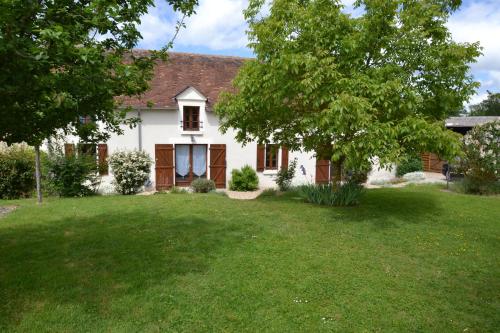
[298,182,364,206]
[109,150,152,195]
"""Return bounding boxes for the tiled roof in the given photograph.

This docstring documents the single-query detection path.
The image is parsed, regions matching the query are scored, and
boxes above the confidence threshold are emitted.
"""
[445,116,500,128]
[119,51,249,110]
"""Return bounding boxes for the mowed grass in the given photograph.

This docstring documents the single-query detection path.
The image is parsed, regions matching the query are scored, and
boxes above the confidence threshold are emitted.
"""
[0,186,499,332]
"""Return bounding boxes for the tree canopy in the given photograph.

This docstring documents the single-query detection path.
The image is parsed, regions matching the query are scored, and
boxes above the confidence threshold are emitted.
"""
[215,0,480,178]
[0,0,197,146]
[469,91,500,116]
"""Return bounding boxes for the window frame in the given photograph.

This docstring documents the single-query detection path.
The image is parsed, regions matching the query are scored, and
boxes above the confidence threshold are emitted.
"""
[182,106,201,131]
[265,144,279,170]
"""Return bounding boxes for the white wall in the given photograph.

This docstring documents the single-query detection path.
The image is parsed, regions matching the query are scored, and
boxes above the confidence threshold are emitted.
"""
[92,88,319,191]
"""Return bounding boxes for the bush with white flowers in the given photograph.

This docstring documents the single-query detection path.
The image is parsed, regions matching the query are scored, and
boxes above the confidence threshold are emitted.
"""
[109,150,152,195]
[456,121,499,194]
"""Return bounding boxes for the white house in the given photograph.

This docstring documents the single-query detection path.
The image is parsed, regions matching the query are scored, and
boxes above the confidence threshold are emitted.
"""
[61,52,393,192]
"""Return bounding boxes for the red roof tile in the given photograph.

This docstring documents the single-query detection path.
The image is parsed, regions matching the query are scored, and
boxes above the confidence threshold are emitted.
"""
[120,51,249,110]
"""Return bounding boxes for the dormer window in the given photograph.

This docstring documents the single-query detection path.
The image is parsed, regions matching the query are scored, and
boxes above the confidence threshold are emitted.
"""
[182,106,201,131]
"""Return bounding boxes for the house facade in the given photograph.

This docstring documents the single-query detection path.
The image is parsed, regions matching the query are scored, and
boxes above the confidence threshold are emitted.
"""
[63,52,329,191]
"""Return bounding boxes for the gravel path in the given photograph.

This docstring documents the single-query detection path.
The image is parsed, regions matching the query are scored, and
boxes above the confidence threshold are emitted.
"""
[226,189,263,200]
[0,206,17,219]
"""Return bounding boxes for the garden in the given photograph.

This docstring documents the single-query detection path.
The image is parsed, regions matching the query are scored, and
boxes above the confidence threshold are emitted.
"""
[0,185,499,331]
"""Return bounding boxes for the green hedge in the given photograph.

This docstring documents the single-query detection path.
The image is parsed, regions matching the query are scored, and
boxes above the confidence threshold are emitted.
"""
[396,155,423,177]
[0,144,35,199]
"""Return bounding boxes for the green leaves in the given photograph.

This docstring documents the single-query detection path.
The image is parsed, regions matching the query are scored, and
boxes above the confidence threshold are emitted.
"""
[0,0,198,146]
[215,0,479,173]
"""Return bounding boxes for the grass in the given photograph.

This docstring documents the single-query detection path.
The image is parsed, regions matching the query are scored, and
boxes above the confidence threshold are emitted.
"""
[0,186,499,332]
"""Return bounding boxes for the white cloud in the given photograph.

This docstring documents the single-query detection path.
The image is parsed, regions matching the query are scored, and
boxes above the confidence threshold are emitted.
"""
[175,0,248,50]
[447,0,500,73]
[137,1,176,49]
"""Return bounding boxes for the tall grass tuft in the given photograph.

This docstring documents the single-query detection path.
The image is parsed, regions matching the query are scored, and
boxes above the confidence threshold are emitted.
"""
[298,182,364,206]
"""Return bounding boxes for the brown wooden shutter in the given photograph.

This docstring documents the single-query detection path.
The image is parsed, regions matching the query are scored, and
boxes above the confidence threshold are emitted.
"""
[155,144,174,190]
[64,143,75,157]
[210,144,226,188]
[281,146,289,170]
[256,144,265,172]
[98,144,108,175]
[315,159,330,184]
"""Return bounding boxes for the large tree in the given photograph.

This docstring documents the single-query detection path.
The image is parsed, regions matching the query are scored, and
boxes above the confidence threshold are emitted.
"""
[469,91,500,116]
[216,0,480,184]
[0,0,197,202]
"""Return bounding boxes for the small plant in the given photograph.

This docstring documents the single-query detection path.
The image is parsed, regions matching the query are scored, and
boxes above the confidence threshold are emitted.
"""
[190,178,216,193]
[396,155,423,177]
[169,186,188,194]
[109,150,152,195]
[298,182,364,206]
[44,152,100,197]
[259,188,279,198]
[229,165,259,191]
[275,158,297,191]
[0,143,36,199]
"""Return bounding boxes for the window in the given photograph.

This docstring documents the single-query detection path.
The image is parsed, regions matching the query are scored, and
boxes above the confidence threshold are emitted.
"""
[79,116,92,124]
[175,144,207,186]
[265,144,279,170]
[183,106,200,131]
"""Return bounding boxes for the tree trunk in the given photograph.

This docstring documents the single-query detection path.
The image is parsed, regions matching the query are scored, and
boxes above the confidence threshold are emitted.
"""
[331,157,344,190]
[35,145,42,204]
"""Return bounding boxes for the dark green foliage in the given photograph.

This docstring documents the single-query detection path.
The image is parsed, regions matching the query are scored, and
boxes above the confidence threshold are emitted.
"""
[229,165,259,191]
[0,0,198,146]
[216,0,478,187]
[344,160,372,184]
[453,177,500,195]
[190,179,216,193]
[469,91,500,116]
[45,154,100,197]
[0,144,35,199]
[298,182,364,206]
[396,155,423,177]
[275,158,297,191]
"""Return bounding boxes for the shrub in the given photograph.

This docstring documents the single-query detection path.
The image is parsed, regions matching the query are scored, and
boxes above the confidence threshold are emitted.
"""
[229,165,259,191]
[191,178,216,193]
[45,152,100,197]
[109,150,152,195]
[169,186,188,194]
[344,161,372,184]
[456,121,499,194]
[275,158,297,191]
[0,143,35,199]
[298,182,364,206]
[396,155,423,177]
[452,177,500,195]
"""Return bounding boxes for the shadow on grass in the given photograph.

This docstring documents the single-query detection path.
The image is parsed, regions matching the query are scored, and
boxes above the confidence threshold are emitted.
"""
[259,186,443,228]
[0,209,248,329]
[336,187,444,228]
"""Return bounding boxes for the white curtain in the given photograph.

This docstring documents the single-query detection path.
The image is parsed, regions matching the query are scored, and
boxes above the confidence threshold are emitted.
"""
[175,145,189,177]
[192,145,207,177]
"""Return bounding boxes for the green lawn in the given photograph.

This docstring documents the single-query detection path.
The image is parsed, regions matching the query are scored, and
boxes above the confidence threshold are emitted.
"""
[0,186,499,332]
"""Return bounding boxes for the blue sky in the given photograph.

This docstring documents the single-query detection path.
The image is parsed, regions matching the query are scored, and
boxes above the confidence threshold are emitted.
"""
[137,0,500,106]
